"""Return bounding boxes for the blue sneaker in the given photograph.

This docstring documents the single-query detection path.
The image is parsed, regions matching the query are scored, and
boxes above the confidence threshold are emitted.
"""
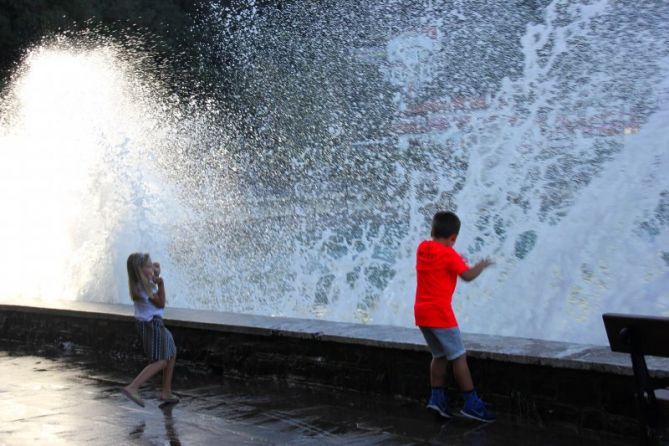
[426,389,452,419]
[460,394,496,423]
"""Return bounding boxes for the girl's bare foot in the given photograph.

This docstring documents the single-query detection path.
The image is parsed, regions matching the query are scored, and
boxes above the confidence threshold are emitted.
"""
[159,392,180,404]
[121,387,145,407]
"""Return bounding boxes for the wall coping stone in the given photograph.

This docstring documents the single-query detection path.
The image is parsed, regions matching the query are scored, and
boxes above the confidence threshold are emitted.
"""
[1,300,667,379]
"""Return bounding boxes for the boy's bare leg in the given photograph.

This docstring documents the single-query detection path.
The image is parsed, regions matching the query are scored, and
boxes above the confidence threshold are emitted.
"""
[430,357,448,387]
[125,360,168,392]
[451,354,474,391]
[161,356,176,398]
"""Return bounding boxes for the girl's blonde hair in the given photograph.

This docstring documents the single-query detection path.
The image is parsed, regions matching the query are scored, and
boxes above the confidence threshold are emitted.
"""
[126,252,154,301]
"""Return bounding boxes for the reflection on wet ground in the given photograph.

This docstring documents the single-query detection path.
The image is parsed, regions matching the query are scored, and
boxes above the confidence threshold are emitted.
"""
[0,344,631,445]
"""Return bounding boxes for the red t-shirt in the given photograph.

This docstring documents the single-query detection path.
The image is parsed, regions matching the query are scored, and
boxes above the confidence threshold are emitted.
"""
[414,240,469,328]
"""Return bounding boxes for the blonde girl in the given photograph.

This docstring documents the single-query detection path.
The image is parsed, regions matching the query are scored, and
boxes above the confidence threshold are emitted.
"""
[121,252,178,407]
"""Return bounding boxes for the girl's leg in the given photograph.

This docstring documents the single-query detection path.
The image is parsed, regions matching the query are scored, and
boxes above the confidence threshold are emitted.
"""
[161,356,177,399]
[451,354,474,391]
[125,360,168,393]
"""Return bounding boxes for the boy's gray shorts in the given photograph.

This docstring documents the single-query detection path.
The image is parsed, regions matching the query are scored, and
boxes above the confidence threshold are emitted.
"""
[419,327,466,360]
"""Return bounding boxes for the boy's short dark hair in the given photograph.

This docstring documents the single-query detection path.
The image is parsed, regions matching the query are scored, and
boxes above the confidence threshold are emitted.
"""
[431,211,461,238]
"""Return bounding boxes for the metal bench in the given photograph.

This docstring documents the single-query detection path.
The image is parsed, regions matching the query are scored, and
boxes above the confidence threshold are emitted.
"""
[603,313,669,444]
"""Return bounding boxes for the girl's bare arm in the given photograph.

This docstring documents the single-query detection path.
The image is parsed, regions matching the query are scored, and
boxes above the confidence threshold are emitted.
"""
[150,278,166,309]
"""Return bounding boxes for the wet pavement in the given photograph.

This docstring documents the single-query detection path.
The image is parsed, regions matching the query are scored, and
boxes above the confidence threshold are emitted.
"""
[0,344,632,445]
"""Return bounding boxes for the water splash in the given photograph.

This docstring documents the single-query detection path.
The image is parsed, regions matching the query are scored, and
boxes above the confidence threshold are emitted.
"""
[0,36,223,308]
[1,0,668,345]
[198,0,669,343]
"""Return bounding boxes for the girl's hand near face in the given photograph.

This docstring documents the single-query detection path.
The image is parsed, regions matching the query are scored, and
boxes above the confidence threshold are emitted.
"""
[151,276,166,308]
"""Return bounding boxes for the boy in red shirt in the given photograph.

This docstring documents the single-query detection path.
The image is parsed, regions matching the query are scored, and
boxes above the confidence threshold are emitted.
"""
[415,211,495,422]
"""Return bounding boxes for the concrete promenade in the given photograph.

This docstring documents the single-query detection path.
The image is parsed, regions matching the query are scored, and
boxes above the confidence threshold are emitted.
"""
[2,301,668,444]
[0,344,632,445]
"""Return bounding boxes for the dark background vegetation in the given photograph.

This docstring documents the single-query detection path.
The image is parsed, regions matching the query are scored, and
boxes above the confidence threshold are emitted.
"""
[0,0,226,93]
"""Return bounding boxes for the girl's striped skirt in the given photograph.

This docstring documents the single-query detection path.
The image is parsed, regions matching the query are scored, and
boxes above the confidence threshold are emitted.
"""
[136,316,177,361]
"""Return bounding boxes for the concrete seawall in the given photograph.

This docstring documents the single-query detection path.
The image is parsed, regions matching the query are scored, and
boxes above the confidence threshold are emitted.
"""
[1,301,668,438]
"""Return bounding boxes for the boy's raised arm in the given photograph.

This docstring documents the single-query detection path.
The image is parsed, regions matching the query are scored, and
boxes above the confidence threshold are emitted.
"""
[460,258,494,282]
